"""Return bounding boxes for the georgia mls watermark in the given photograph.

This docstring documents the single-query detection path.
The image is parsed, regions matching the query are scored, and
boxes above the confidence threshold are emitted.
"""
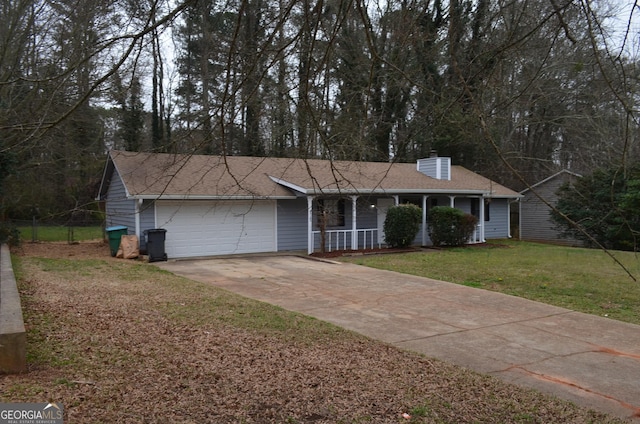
[0,403,63,424]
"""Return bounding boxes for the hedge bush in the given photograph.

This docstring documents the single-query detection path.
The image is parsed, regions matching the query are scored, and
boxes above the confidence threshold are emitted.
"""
[383,204,422,248]
[428,206,478,247]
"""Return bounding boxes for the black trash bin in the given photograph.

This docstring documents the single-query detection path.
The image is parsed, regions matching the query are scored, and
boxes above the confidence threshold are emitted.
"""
[144,229,167,262]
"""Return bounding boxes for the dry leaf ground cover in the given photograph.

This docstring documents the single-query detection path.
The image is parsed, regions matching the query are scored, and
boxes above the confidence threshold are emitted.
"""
[1,241,628,423]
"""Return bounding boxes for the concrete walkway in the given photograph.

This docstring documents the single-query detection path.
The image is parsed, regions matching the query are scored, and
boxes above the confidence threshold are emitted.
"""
[156,255,640,422]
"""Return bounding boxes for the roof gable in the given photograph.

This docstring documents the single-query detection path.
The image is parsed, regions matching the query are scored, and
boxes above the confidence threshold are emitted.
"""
[520,169,582,194]
[101,150,520,200]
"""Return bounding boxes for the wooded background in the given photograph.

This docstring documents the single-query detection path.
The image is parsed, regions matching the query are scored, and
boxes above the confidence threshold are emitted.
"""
[1,0,638,222]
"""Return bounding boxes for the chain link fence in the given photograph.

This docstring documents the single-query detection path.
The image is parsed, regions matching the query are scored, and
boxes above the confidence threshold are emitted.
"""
[11,216,105,244]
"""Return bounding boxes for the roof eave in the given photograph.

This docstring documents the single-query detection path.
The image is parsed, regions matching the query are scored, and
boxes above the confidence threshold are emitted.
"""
[268,176,308,194]
[306,188,494,195]
[488,194,523,199]
[129,191,520,199]
[131,194,297,201]
[95,154,115,201]
[520,169,583,194]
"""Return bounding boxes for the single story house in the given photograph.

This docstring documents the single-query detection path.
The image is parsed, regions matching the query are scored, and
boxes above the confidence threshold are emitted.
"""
[519,169,583,246]
[97,150,521,259]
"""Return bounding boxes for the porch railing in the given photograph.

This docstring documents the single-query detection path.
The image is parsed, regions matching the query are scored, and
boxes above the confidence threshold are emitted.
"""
[357,228,379,250]
[469,224,483,244]
[311,228,379,253]
[311,224,483,253]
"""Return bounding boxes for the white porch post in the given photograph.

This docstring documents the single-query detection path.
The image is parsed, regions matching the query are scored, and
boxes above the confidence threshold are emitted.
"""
[351,195,358,250]
[449,195,455,207]
[479,197,486,242]
[393,195,399,205]
[422,195,428,246]
[307,196,314,254]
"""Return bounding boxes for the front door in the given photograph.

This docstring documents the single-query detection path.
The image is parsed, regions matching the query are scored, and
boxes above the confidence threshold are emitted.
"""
[376,198,396,245]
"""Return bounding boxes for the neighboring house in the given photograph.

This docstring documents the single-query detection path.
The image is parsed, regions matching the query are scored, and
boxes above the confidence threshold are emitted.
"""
[519,169,583,246]
[97,150,521,259]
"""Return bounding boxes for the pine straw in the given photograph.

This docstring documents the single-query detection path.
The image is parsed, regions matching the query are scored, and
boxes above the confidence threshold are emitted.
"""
[2,242,627,423]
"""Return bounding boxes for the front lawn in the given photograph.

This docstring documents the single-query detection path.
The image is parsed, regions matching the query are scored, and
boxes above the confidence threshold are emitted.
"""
[2,242,625,423]
[342,240,640,325]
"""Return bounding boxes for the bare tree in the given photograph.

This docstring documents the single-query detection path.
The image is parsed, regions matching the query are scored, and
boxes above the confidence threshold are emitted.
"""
[1,0,639,227]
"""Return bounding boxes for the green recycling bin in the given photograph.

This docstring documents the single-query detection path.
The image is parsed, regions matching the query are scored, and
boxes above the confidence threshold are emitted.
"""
[106,225,128,257]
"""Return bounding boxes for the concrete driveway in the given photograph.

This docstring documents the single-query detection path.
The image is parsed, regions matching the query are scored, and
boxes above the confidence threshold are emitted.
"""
[156,255,640,422]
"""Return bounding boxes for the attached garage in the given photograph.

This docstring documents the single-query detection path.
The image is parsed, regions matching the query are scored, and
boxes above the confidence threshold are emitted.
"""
[156,200,277,258]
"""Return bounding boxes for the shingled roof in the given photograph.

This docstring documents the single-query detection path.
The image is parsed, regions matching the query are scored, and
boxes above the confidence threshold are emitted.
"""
[99,150,520,200]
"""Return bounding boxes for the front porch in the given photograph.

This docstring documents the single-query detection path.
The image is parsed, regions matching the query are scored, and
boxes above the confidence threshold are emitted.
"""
[306,194,488,254]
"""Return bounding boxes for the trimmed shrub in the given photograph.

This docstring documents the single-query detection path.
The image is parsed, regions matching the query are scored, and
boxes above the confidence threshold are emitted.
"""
[383,204,422,248]
[428,206,478,247]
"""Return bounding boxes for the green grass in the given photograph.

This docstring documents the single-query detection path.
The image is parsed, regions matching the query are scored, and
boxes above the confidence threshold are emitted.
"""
[9,248,628,423]
[17,225,103,242]
[342,240,640,325]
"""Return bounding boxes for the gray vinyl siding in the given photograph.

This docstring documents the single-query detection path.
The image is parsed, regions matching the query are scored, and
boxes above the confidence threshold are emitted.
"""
[356,197,379,248]
[277,198,308,251]
[105,171,136,234]
[454,197,472,214]
[417,157,451,180]
[277,197,378,251]
[484,198,510,239]
[520,172,582,246]
[139,199,156,251]
[310,197,362,251]
[356,197,377,229]
[428,197,509,241]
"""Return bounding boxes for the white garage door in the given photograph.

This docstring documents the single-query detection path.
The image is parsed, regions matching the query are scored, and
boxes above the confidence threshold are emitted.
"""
[156,200,276,258]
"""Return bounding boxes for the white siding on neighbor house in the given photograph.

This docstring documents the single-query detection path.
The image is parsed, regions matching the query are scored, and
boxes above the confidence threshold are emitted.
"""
[105,172,136,234]
[156,200,276,258]
[277,198,308,251]
[520,172,581,245]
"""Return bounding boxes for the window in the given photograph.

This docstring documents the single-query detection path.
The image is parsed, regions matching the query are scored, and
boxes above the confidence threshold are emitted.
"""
[471,199,479,218]
[471,198,489,221]
[317,199,345,227]
[484,199,490,221]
